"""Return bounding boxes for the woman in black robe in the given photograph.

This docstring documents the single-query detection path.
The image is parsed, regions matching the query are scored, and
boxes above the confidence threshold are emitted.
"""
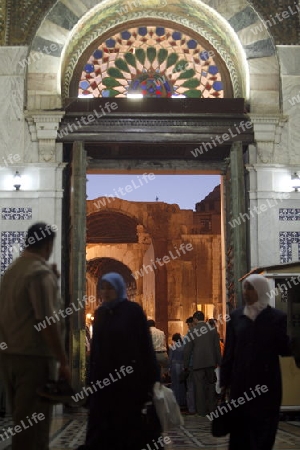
[78,272,161,450]
[220,274,292,450]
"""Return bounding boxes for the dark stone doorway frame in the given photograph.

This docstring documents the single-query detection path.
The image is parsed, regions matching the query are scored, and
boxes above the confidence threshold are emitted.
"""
[61,98,253,388]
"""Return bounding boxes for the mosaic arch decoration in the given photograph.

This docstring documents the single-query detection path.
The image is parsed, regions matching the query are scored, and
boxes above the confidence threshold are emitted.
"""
[78,26,224,99]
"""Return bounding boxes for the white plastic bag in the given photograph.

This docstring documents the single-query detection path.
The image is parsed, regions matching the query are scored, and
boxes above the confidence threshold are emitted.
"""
[152,382,184,431]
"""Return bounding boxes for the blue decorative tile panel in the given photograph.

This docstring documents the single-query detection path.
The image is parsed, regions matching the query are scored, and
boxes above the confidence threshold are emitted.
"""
[1,207,32,220]
[279,231,300,263]
[279,208,300,221]
[1,231,26,275]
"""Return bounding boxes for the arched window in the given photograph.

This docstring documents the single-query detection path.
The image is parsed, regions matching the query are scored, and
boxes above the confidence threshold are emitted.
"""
[78,25,226,99]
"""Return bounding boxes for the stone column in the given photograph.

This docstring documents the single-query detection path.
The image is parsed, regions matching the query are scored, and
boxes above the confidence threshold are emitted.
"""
[230,141,247,306]
[69,141,87,390]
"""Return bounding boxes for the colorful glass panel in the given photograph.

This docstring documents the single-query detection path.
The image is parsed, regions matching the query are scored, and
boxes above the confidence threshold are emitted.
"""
[78,26,224,99]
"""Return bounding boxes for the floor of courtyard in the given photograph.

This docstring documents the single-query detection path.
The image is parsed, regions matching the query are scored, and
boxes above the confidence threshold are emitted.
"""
[0,407,300,449]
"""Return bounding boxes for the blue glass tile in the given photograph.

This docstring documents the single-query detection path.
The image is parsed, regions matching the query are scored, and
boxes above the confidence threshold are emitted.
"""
[199,51,210,61]
[212,81,223,91]
[84,64,94,73]
[156,27,165,36]
[93,49,103,59]
[106,39,116,48]
[121,31,131,40]
[79,81,90,90]
[208,65,219,75]
[138,27,147,36]
[102,90,110,97]
[172,31,182,40]
[187,39,197,49]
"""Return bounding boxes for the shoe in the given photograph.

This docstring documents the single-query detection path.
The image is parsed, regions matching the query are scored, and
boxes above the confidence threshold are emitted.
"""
[37,379,75,404]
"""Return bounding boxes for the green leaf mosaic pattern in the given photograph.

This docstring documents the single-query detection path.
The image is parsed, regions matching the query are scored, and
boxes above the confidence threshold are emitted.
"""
[79,26,224,98]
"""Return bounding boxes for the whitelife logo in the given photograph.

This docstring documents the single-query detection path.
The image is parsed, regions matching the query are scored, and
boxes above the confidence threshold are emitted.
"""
[132,243,193,280]
[72,365,134,402]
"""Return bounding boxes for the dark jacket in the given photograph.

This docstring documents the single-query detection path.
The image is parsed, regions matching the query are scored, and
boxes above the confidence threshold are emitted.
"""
[183,321,221,370]
[89,299,159,412]
[220,306,291,415]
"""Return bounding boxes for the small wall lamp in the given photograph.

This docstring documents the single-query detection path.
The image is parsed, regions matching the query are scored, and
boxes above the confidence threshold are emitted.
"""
[13,171,21,191]
[291,172,300,192]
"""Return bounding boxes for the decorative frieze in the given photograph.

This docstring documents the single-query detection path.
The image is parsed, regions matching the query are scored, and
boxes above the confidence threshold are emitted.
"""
[2,207,32,220]
[279,209,300,221]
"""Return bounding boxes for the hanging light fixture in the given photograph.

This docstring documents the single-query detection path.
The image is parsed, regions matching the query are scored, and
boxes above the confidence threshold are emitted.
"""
[13,171,21,191]
[291,172,300,192]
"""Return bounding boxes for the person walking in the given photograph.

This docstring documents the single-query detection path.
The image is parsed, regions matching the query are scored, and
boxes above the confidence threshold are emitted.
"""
[183,310,221,416]
[0,222,70,450]
[220,274,292,450]
[78,272,162,450]
[169,333,186,409]
[147,319,169,379]
[184,317,196,414]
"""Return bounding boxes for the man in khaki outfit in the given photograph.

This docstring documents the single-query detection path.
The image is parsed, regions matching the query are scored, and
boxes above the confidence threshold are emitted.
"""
[0,222,70,450]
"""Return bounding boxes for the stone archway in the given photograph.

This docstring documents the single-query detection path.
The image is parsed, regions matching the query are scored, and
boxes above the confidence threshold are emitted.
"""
[25,0,280,113]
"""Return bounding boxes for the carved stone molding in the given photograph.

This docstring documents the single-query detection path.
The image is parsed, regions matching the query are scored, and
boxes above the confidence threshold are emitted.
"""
[249,115,289,163]
[25,112,65,162]
[1,0,298,46]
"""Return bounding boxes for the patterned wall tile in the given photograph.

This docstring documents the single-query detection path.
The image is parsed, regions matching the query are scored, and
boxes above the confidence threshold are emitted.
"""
[1,231,26,275]
[1,207,32,220]
[279,231,300,263]
[279,208,300,221]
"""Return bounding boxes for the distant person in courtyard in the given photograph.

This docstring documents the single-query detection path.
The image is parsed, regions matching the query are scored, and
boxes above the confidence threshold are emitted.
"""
[220,274,292,450]
[79,272,162,450]
[169,333,186,409]
[147,319,169,379]
[184,310,221,416]
[184,317,196,414]
[0,222,70,450]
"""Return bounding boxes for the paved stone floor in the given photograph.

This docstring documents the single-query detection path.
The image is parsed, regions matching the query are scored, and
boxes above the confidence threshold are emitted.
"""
[0,409,300,449]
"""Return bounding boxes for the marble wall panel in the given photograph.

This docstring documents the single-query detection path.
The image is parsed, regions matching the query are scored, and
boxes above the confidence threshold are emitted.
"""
[248,56,279,76]
[0,47,28,75]
[250,73,279,91]
[27,73,58,93]
[237,23,270,46]
[278,46,300,75]
[250,90,280,113]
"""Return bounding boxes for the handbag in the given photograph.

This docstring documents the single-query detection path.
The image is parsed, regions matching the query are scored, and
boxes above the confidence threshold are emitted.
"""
[152,382,184,431]
[211,401,233,437]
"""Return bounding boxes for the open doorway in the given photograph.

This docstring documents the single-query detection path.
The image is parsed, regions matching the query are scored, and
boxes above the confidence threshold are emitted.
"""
[85,173,224,343]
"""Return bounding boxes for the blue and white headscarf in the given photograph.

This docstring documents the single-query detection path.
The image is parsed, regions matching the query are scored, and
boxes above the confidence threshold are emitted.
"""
[99,272,127,309]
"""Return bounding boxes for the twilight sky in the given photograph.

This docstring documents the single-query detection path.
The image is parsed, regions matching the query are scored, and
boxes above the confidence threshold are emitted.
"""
[86,174,220,210]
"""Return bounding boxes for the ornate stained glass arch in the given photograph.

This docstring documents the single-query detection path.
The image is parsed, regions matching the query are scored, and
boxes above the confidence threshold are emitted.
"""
[78,25,225,99]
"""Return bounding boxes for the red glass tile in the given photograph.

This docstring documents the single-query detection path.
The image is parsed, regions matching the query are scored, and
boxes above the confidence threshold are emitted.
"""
[212,91,221,97]
[90,81,98,89]
[209,76,218,81]
[205,83,212,90]
[83,90,91,95]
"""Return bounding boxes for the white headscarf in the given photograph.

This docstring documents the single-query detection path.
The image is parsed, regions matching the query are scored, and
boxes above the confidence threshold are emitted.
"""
[242,274,270,321]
